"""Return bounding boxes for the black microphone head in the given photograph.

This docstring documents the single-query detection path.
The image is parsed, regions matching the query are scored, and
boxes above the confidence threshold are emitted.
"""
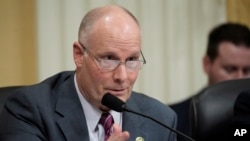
[101,93,126,112]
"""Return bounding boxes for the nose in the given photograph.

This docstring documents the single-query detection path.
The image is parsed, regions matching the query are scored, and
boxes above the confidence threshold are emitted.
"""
[236,70,244,79]
[113,63,128,83]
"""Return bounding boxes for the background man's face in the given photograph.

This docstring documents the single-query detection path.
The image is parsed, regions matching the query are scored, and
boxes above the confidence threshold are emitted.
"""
[204,42,250,85]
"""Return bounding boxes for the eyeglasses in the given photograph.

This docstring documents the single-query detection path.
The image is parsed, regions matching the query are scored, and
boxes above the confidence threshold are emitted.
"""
[79,43,146,71]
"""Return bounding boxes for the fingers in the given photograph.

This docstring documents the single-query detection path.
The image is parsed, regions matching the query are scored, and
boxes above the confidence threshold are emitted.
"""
[107,123,130,141]
[113,123,122,133]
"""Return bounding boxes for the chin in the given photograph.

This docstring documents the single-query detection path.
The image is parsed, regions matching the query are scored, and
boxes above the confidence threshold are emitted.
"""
[99,105,110,112]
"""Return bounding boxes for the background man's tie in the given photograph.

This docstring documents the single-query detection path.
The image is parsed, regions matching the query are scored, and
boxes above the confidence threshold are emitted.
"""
[99,112,114,141]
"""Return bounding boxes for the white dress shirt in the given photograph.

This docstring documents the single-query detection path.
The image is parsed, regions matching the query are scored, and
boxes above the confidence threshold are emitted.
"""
[74,74,122,141]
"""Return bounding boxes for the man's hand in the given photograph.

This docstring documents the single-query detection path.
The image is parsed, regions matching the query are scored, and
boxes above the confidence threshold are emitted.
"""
[108,123,130,141]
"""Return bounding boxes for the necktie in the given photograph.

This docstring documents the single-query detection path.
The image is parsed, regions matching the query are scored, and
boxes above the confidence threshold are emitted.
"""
[99,112,114,141]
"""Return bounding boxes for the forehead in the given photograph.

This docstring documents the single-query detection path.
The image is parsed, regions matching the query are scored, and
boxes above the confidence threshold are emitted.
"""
[217,42,250,65]
[88,12,141,51]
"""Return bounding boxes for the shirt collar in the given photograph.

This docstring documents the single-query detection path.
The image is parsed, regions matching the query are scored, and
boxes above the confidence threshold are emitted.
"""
[73,74,122,132]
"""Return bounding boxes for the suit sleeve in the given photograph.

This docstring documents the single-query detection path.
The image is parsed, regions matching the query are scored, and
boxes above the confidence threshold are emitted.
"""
[167,107,178,141]
[0,90,46,141]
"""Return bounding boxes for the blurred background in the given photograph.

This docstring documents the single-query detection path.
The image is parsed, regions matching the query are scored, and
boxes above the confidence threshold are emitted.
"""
[0,0,249,104]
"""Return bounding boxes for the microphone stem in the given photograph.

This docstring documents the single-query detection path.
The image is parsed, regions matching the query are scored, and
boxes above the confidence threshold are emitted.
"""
[124,108,195,141]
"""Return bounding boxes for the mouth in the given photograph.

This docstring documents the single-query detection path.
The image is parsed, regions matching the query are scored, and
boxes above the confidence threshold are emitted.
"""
[106,88,127,95]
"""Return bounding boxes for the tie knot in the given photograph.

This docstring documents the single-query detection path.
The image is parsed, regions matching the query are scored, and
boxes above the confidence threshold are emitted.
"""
[99,112,114,140]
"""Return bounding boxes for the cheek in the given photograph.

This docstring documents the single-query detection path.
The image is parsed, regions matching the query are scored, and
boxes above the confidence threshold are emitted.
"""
[211,69,231,82]
[87,68,110,86]
[87,68,102,82]
[128,71,139,84]
[81,62,102,87]
[209,63,224,76]
[92,73,106,84]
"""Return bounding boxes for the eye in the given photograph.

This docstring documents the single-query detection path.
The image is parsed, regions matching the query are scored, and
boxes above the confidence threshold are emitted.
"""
[127,56,139,61]
[243,68,250,75]
[102,55,116,60]
[224,66,237,73]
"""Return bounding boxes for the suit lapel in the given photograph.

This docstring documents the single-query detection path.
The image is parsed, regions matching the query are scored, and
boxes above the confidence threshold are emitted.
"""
[122,95,149,141]
[52,74,150,141]
[55,74,90,141]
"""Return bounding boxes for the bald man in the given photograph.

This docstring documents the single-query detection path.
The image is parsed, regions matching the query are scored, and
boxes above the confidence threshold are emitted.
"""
[0,5,177,141]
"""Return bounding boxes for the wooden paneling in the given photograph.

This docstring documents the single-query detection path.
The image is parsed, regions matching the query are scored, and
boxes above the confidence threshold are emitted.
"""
[226,0,250,27]
[0,0,37,86]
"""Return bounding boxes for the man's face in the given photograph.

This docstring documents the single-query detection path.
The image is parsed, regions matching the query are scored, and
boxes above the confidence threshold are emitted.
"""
[203,42,250,85]
[74,13,141,111]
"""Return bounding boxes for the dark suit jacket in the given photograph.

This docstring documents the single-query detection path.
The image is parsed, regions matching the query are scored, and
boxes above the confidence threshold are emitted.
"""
[232,89,250,140]
[170,97,192,141]
[169,88,206,141]
[0,71,177,141]
[234,90,250,126]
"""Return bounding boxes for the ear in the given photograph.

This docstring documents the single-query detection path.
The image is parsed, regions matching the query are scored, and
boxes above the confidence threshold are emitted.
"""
[73,42,85,67]
[203,55,212,75]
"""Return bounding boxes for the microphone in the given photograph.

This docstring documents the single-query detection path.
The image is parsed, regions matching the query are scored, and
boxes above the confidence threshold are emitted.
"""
[102,93,195,141]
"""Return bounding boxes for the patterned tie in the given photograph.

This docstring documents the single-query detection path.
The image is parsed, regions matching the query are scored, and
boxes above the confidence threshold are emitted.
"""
[99,112,114,141]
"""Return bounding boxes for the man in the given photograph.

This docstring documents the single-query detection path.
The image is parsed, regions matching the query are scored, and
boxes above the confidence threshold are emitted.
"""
[170,23,250,140]
[0,5,177,141]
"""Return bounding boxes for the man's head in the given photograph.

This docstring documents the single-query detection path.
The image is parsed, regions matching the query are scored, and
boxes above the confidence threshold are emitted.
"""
[203,23,250,85]
[73,5,145,111]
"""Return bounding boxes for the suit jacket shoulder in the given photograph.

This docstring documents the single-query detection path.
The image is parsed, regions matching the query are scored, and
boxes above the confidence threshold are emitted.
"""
[123,91,177,141]
[0,71,89,141]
